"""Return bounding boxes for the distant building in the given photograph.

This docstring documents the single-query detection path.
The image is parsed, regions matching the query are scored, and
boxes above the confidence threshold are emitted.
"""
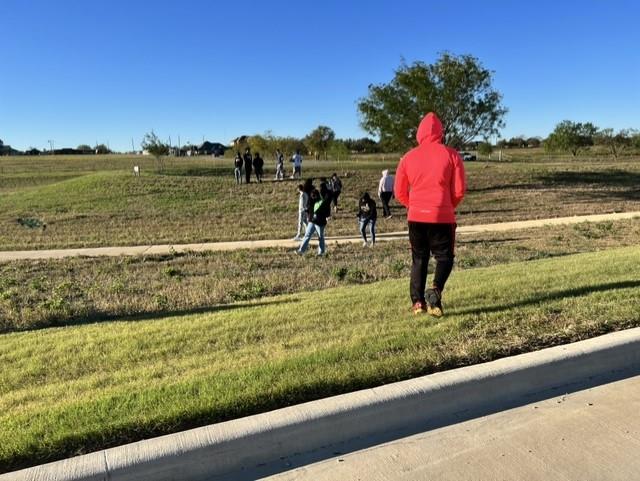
[231,136,249,149]
[0,143,21,156]
[198,141,227,157]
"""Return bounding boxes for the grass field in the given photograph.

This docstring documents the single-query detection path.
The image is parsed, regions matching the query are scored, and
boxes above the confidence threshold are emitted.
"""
[1,246,639,472]
[1,218,639,333]
[1,154,639,250]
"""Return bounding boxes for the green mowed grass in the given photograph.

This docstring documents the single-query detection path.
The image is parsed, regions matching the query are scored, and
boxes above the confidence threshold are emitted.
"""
[1,155,640,249]
[2,245,640,472]
[2,218,640,333]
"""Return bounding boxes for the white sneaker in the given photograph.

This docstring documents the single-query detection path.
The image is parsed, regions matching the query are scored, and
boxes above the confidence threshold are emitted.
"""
[362,241,368,247]
[293,236,301,241]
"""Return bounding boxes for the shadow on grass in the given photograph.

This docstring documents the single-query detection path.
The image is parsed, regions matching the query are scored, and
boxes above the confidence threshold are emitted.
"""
[458,237,527,245]
[454,279,640,316]
[536,169,640,201]
[6,298,299,334]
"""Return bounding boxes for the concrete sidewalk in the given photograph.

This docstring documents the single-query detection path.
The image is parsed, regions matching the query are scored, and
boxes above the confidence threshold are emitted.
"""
[266,374,640,481]
[1,211,638,262]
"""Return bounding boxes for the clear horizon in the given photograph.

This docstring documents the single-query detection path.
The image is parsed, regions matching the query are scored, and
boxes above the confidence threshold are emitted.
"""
[1,0,639,152]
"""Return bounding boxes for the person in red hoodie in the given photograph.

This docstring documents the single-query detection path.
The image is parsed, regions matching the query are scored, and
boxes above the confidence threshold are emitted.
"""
[394,112,466,316]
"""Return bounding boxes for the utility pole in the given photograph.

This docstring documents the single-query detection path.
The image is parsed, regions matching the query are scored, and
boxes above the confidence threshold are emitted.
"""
[48,139,54,154]
[131,138,135,153]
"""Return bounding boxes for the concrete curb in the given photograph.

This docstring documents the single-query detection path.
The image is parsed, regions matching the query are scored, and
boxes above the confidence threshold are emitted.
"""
[1,211,639,262]
[4,327,640,481]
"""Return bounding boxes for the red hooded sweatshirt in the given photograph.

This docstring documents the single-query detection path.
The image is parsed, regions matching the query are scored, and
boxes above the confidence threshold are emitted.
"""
[393,113,466,223]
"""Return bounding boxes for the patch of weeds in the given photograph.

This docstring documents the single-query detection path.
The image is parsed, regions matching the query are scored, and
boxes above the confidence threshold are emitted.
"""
[110,280,126,293]
[28,276,47,291]
[457,255,480,269]
[16,217,46,230]
[162,266,183,279]
[0,288,17,301]
[390,259,405,274]
[332,266,349,281]
[346,267,367,283]
[154,294,169,310]
[573,222,610,240]
[232,281,268,301]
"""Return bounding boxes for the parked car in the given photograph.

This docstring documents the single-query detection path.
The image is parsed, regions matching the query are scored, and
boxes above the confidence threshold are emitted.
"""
[459,151,476,161]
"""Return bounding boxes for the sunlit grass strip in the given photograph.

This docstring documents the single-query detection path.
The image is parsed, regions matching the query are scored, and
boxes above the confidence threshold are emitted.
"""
[1,245,640,472]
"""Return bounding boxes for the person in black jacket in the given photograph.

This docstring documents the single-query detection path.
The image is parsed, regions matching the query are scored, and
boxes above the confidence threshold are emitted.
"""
[243,147,253,184]
[296,188,331,256]
[234,152,243,184]
[253,152,264,183]
[330,173,342,211]
[357,192,377,247]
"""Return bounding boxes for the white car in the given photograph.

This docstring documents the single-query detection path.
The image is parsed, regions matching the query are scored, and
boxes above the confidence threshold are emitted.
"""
[459,151,476,161]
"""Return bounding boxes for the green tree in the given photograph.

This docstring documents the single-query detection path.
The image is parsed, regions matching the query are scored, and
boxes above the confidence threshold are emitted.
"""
[477,141,493,159]
[328,139,350,161]
[544,121,598,156]
[594,128,635,159]
[526,137,542,148]
[95,144,111,154]
[357,53,507,151]
[77,144,92,152]
[305,125,335,159]
[141,131,169,171]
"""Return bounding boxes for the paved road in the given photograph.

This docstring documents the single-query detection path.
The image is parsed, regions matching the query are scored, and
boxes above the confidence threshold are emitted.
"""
[264,374,640,481]
[1,211,638,262]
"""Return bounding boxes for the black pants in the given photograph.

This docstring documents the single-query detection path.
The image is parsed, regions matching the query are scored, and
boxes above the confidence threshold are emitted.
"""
[332,191,341,208]
[380,192,393,217]
[408,222,456,304]
[245,168,252,184]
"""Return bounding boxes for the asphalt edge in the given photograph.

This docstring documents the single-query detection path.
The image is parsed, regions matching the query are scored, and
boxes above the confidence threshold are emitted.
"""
[4,327,640,481]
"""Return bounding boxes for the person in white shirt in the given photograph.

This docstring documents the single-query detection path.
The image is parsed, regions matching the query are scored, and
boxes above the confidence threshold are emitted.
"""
[378,169,395,218]
[291,150,303,179]
[293,183,309,240]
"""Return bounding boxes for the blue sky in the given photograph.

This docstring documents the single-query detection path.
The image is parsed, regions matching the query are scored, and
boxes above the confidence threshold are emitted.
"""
[1,0,639,151]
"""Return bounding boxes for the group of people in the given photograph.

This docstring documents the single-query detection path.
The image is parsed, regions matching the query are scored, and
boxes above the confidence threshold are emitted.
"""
[234,148,264,184]
[234,148,303,184]
[293,112,467,319]
[238,112,466,318]
[293,174,343,255]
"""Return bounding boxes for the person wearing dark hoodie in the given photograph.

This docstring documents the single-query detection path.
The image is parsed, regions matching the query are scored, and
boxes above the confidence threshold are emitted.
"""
[394,112,466,317]
[296,187,331,256]
[330,173,342,211]
[253,152,264,183]
[243,147,253,184]
[357,192,377,247]
[233,151,243,185]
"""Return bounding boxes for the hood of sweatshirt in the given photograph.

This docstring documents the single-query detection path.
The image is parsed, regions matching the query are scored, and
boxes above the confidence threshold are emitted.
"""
[416,112,443,145]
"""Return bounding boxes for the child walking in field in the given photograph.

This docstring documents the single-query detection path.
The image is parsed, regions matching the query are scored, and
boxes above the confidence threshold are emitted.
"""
[357,192,377,247]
